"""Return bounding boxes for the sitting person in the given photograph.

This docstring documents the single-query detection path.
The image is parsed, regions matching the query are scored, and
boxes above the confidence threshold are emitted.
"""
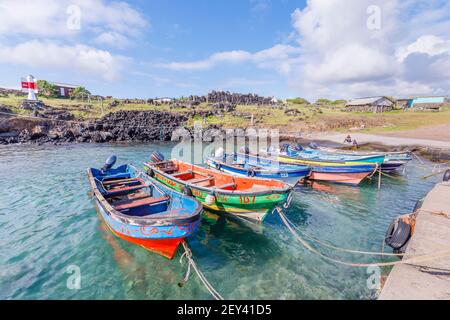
[343,134,352,144]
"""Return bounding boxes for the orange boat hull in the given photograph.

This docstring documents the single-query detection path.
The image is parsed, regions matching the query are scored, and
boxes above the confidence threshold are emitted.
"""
[309,171,370,185]
[110,227,183,259]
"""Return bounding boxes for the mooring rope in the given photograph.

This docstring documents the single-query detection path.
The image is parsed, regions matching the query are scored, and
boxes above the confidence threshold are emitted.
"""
[179,240,224,300]
[367,163,379,180]
[422,168,450,180]
[280,210,407,257]
[412,152,425,165]
[379,170,404,180]
[276,208,450,268]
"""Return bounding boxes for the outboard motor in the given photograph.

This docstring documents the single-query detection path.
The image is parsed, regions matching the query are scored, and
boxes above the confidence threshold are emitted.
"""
[444,169,450,182]
[151,151,164,163]
[309,142,318,149]
[102,155,117,172]
[280,143,290,152]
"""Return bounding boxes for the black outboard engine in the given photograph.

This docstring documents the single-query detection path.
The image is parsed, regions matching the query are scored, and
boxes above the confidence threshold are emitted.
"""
[444,169,450,182]
[309,142,318,149]
[280,143,290,152]
[102,155,117,172]
[151,151,165,163]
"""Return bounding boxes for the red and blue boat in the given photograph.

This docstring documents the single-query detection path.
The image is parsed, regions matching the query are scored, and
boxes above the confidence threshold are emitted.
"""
[87,156,202,259]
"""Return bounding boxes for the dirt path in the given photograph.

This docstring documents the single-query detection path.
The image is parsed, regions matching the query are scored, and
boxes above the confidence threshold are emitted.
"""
[309,131,450,149]
[380,124,450,142]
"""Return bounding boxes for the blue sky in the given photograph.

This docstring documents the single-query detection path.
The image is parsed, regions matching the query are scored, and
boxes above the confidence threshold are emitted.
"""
[1,0,450,100]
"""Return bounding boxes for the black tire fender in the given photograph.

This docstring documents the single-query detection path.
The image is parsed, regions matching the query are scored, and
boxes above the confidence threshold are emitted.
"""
[385,218,411,249]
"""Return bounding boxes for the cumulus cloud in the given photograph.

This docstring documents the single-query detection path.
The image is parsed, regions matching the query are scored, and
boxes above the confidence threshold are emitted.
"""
[396,35,450,62]
[0,0,148,46]
[288,0,450,99]
[0,40,127,81]
[155,0,450,99]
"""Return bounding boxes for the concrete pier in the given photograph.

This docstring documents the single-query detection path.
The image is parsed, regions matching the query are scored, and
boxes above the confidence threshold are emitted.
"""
[379,179,450,300]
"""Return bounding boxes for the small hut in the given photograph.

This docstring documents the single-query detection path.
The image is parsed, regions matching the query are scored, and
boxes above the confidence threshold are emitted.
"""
[410,96,446,111]
[345,96,394,113]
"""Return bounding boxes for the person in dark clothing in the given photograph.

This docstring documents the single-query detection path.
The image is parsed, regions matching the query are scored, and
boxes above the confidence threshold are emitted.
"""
[344,134,352,144]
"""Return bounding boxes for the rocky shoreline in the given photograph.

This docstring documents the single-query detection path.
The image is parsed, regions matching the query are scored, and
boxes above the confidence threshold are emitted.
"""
[0,106,190,145]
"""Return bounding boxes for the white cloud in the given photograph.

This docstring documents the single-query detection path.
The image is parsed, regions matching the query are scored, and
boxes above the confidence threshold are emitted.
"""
[94,32,130,49]
[0,0,148,47]
[154,0,450,99]
[0,40,127,81]
[396,35,450,62]
[288,0,450,99]
[157,50,251,71]
[156,44,300,74]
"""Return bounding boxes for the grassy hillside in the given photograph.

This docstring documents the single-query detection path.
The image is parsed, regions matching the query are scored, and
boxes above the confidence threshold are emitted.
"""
[1,94,450,134]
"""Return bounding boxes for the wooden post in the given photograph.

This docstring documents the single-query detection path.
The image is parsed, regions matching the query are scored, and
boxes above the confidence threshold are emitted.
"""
[378,167,382,190]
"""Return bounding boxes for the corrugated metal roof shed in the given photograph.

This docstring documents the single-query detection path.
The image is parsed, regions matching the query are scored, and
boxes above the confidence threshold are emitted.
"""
[346,96,393,106]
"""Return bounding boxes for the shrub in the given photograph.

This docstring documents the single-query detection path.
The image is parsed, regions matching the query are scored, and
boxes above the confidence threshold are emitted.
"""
[37,80,59,98]
[287,97,310,105]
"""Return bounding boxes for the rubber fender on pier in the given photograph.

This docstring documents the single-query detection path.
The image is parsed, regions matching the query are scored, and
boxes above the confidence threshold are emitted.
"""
[444,169,450,182]
[385,214,415,250]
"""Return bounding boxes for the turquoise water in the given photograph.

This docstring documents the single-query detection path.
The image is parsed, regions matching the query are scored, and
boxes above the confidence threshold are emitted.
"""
[0,143,441,299]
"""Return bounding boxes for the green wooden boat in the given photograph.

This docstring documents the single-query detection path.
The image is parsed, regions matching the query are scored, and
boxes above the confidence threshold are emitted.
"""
[143,158,292,222]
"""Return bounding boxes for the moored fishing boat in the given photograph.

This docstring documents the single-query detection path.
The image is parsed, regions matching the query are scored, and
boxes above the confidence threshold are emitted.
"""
[143,152,293,222]
[271,152,377,185]
[87,156,202,259]
[285,145,386,164]
[299,145,411,172]
[205,150,311,186]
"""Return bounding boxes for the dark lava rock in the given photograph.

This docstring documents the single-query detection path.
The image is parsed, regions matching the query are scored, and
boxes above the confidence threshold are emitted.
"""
[0,109,189,145]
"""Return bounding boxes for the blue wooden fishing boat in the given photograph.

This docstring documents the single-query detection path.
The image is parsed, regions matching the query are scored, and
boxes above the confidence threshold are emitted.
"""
[254,148,377,185]
[205,151,311,185]
[87,156,202,259]
[297,144,411,172]
[285,145,386,164]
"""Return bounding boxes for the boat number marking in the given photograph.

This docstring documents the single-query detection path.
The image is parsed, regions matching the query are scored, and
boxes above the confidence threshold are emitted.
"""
[239,195,256,204]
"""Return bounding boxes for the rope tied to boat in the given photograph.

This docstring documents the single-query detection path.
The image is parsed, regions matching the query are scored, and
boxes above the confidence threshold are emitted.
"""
[279,209,409,257]
[275,207,450,268]
[178,240,224,300]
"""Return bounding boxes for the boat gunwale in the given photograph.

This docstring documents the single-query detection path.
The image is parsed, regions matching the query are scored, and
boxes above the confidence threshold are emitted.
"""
[276,153,379,168]
[206,156,312,175]
[286,152,385,164]
[87,166,202,227]
[144,160,292,196]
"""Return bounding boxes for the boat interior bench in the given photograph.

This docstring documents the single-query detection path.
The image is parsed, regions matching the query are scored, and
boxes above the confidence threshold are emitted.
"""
[172,170,193,177]
[113,196,170,211]
[101,178,147,197]
[187,176,214,184]
[214,182,236,190]
[102,177,143,186]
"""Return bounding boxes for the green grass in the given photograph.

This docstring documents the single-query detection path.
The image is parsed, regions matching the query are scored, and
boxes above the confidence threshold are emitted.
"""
[1,94,450,133]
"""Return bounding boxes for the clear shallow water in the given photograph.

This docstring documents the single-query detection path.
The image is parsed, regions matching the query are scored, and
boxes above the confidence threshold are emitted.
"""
[0,143,441,299]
